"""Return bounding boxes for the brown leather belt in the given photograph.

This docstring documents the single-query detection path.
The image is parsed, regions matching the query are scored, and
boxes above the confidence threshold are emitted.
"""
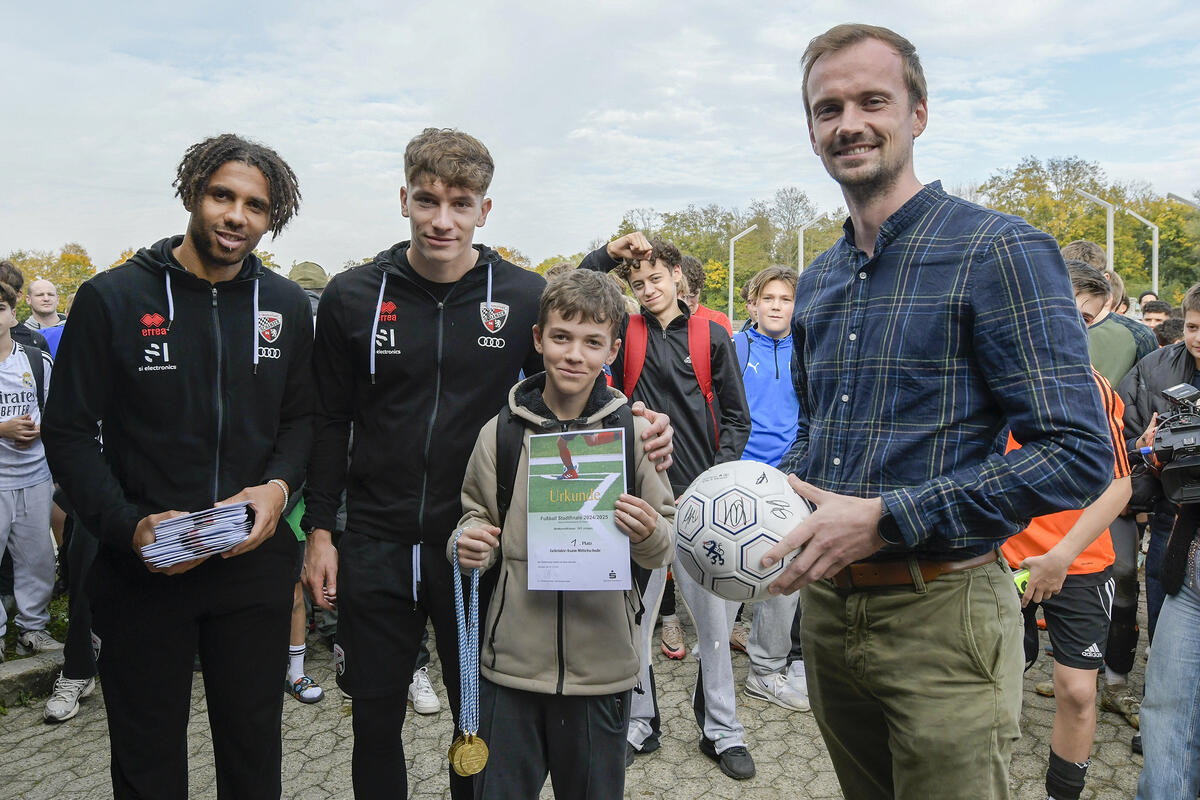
[830,550,999,590]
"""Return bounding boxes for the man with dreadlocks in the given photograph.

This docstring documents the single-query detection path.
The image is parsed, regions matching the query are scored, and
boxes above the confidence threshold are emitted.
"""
[43,133,314,800]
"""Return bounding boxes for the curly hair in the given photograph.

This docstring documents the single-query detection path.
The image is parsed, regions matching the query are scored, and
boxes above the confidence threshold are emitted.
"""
[173,134,301,239]
[615,238,682,284]
[680,255,704,297]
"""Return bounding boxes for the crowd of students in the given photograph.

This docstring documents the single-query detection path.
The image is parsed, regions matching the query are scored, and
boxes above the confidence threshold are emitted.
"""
[5,19,1200,800]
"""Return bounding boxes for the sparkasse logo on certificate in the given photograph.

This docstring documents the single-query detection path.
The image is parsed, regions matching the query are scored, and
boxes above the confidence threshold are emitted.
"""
[526,428,630,591]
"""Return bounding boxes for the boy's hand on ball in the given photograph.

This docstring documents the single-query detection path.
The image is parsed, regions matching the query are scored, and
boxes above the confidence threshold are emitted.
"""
[457,525,501,569]
[615,494,658,543]
[761,477,886,594]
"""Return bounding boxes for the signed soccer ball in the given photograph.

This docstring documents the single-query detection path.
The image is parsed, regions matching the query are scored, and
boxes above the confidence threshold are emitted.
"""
[674,460,811,602]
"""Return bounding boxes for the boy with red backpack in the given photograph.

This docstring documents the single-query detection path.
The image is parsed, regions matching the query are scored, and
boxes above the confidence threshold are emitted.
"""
[579,233,754,779]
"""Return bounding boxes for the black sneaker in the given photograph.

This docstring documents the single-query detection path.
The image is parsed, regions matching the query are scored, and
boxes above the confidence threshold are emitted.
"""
[698,736,755,779]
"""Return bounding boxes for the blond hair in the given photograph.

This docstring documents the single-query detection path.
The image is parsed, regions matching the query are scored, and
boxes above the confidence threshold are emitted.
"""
[746,266,798,302]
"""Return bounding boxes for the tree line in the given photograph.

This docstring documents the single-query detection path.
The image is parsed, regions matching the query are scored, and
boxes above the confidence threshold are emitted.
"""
[7,156,1199,322]
[534,157,1200,311]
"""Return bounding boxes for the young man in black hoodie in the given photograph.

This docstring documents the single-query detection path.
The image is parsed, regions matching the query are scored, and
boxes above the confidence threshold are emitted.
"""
[42,134,313,800]
[301,128,674,800]
[578,234,753,778]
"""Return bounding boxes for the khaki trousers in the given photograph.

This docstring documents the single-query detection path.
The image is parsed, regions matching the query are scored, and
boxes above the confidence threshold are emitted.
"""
[801,557,1023,800]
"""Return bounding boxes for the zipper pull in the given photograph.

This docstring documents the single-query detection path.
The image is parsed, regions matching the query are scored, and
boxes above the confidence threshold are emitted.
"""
[211,287,218,307]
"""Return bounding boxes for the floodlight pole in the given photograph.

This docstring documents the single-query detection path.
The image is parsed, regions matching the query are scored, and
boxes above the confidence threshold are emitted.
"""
[1076,189,1115,272]
[728,225,758,320]
[797,215,825,273]
[1124,208,1159,294]
[1168,192,1200,212]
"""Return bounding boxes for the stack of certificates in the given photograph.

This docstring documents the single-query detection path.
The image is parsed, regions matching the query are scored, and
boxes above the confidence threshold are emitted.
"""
[140,502,254,569]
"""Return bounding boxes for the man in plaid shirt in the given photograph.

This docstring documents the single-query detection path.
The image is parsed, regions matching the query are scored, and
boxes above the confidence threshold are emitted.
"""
[761,24,1113,800]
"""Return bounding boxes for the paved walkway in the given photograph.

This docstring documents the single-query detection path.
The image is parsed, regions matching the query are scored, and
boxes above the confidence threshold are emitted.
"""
[0,598,1146,799]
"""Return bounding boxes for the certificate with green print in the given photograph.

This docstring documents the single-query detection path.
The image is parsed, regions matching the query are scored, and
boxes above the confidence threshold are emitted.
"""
[526,428,629,591]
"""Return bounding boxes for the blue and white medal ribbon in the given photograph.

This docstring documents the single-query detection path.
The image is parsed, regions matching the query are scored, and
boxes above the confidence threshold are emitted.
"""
[450,529,488,775]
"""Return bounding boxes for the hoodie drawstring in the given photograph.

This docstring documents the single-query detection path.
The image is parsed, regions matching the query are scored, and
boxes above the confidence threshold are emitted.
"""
[164,269,264,373]
[369,273,388,385]
[485,262,493,318]
[164,272,176,330]
[412,544,422,606]
[252,278,260,374]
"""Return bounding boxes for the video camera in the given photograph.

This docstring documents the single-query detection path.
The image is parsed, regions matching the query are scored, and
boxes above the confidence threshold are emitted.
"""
[1152,383,1200,503]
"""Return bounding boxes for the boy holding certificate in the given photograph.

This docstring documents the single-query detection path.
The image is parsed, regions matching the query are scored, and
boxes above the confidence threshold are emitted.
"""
[452,269,675,800]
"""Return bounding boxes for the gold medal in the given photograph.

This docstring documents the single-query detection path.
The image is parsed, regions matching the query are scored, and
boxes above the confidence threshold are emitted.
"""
[451,733,489,777]
[448,733,465,766]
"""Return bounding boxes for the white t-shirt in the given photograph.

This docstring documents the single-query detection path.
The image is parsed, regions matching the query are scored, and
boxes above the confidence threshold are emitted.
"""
[0,342,52,489]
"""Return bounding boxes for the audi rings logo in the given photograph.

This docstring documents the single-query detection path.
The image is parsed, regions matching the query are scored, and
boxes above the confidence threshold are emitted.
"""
[477,336,506,349]
[257,346,282,359]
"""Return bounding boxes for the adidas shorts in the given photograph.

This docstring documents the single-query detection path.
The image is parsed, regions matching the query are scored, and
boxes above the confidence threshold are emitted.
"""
[1022,575,1115,671]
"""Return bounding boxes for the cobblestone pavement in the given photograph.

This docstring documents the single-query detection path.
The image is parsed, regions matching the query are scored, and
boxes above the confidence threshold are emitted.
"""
[0,598,1146,799]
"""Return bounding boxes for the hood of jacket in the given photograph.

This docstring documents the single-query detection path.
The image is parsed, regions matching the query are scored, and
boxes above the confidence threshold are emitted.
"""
[373,240,501,279]
[127,236,267,282]
[508,372,627,431]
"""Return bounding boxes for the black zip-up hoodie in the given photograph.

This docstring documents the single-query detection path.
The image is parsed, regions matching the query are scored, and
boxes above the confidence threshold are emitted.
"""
[578,247,750,492]
[302,242,545,547]
[42,237,315,575]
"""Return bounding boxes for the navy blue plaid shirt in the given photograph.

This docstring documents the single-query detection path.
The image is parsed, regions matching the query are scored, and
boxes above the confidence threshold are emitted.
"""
[780,182,1113,560]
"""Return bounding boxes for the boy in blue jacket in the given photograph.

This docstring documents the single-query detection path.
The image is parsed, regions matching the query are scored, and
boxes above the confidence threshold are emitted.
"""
[733,266,809,713]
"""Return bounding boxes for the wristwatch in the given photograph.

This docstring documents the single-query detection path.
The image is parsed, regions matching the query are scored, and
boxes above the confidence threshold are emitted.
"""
[876,498,905,546]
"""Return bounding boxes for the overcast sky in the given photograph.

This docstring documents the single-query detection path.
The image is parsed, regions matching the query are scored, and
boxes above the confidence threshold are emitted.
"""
[2,0,1198,272]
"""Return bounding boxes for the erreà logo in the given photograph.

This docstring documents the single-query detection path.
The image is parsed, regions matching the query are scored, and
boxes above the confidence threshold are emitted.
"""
[480,301,509,333]
[141,312,168,337]
[379,300,397,322]
[258,311,283,343]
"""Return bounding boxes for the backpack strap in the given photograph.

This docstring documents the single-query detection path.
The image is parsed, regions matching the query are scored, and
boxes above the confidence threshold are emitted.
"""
[603,403,637,498]
[622,314,648,398]
[733,331,750,375]
[21,344,46,414]
[494,406,525,531]
[687,316,717,449]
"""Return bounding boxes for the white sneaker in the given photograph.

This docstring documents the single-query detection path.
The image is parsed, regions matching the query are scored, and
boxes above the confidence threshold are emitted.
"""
[16,628,64,655]
[43,673,95,723]
[408,666,440,714]
[745,670,810,712]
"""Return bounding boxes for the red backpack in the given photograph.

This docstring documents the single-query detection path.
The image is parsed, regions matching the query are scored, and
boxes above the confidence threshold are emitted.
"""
[621,313,717,447]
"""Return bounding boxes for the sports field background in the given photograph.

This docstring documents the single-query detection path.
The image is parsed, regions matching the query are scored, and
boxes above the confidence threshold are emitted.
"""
[527,430,626,514]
